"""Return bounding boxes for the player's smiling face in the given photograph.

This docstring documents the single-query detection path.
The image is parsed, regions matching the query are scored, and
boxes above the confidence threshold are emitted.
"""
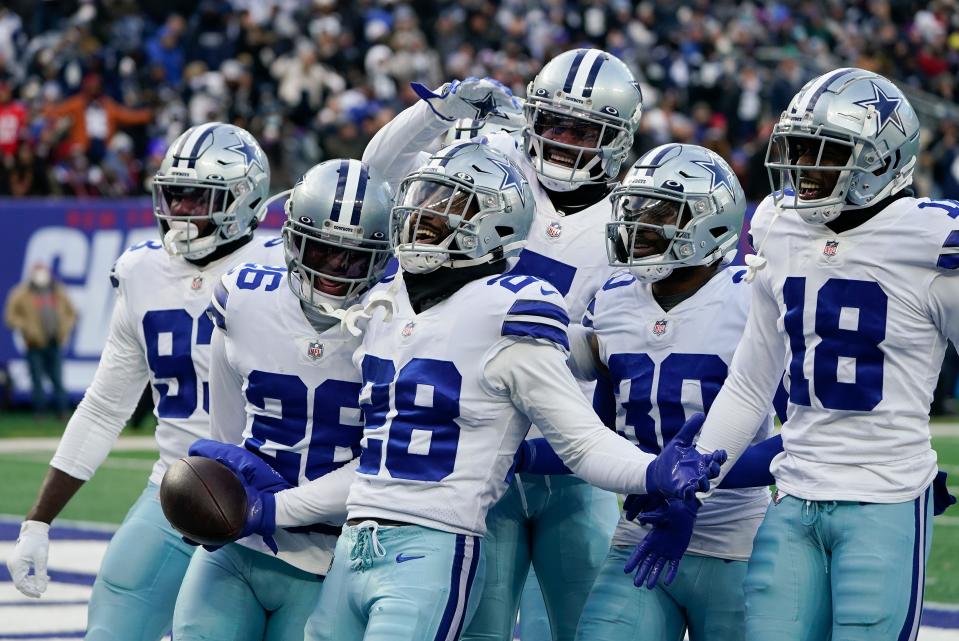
[161,184,215,236]
[534,110,614,167]
[403,180,479,246]
[788,137,852,201]
[301,240,371,296]
[620,197,685,259]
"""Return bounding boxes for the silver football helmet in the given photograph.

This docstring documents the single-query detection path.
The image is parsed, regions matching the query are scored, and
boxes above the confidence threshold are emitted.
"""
[443,99,525,145]
[283,159,393,312]
[392,142,534,274]
[524,48,643,191]
[608,144,745,283]
[153,122,270,259]
[765,67,920,224]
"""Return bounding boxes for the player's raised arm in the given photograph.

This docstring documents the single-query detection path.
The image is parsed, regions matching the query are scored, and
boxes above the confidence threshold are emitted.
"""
[361,77,519,191]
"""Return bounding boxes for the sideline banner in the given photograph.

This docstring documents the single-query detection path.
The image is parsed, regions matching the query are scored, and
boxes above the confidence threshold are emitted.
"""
[0,198,287,402]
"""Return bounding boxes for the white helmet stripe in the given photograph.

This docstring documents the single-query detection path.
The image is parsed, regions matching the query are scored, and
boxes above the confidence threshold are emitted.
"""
[336,162,363,223]
[571,49,603,98]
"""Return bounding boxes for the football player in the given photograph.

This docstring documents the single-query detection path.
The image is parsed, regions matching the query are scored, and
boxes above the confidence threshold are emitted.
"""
[568,144,774,641]
[5,123,282,641]
[671,68,959,640]
[302,142,726,641]
[361,48,643,641]
[170,159,394,641]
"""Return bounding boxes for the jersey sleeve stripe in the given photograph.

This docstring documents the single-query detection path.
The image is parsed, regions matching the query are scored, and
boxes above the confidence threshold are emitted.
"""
[206,301,227,331]
[582,297,596,328]
[936,254,959,270]
[501,320,570,350]
[213,279,230,311]
[506,299,569,326]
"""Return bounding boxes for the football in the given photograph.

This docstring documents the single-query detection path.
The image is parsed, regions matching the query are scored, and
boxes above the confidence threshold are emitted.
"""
[159,456,247,546]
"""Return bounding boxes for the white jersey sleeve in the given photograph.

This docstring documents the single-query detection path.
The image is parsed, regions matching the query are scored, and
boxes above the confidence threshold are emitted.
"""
[361,100,449,191]
[206,294,246,445]
[50,267,149,480]
[485,340,653,494]
[274,458,357,528]
[695,266,786,480]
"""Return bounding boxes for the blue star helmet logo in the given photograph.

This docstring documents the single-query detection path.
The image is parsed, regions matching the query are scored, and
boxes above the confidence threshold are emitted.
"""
[488,156,527,207]
[225,132,265,174]
[461,91,509,120]
[852,81,906,136]
[691,155,735,198]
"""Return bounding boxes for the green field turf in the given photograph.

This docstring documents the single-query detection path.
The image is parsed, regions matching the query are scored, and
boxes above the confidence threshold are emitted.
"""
[0,413,957,603]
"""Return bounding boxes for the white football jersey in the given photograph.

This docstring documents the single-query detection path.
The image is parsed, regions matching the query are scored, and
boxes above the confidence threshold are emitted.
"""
[740,194,959,502]
[347,271,573,536]
[586,268,772,560]
[486,131,617,322]
[208,263,363,575]
[59,237,283,485]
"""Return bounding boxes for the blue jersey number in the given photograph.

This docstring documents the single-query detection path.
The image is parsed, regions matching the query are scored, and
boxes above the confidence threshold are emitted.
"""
[142,310,214,418]
[236,265,284,292]
[607,352,727,454]
[245,371,362,485]
[358,355,461,482]
[782,277,887,411]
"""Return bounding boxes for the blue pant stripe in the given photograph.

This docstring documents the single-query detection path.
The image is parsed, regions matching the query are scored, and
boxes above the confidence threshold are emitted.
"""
[452,537,481,640]
[898,488,928,641]
[434,534,466,641]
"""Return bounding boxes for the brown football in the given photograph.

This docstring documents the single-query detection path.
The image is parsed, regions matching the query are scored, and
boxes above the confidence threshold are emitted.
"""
[159,456,247,546]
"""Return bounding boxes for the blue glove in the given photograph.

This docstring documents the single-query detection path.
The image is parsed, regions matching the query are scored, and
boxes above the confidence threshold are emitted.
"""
[623,496,700,589]
[623,492,665,522]
[188,439,293,554]
[644,414,726,501]
[513,439,572,475]
[934,470,957,516]
[411,76,521,123]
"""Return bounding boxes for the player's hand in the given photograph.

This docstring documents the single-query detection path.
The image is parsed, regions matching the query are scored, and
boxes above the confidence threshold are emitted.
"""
[623,497,700,589]
[189,439,292,554]
[7,520,50,598]
[644,413,726,500]
[934,470,957,516]
[411,76,521,123]
[622,493,665,522]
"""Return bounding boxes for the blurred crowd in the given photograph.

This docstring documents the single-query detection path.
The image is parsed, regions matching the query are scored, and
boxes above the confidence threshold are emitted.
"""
[0,0,955,199]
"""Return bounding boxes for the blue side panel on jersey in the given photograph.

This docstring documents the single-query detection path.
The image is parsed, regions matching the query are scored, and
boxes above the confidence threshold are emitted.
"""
[506,299,570,326]
[510,250,576,297]
[773,376,789,423]
[502,321,570,350]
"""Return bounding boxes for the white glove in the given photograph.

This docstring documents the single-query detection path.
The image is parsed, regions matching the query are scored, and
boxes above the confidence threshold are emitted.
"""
[411,76,521,123]
[7,520,51,598]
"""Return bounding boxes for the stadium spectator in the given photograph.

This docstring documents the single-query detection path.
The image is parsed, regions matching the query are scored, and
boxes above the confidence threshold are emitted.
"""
[43,73,152,163]
[3,263,76,418]
[0,0,952,200]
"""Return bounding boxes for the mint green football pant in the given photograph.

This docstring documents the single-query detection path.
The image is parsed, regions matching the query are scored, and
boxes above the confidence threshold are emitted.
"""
[575,547,748,641]
[85,483,196,641]
[461,475,619,641]
[744,490,933,641]
[305,522,485,641]
[172,542,323,640]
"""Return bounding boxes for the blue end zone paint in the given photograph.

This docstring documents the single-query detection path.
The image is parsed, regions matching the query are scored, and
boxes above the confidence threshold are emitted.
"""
[0,521,113,542]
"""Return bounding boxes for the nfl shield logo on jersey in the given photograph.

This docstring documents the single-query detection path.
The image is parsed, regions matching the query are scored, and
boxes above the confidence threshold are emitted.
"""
[653,319,668,335]
[307,341,324,360]
[191,276,203,290]
[401,321,416,337]
[546,221,562,238]
[823,240,839,257]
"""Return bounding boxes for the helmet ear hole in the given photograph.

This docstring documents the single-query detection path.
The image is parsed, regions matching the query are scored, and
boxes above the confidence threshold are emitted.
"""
[495,225,514,238]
